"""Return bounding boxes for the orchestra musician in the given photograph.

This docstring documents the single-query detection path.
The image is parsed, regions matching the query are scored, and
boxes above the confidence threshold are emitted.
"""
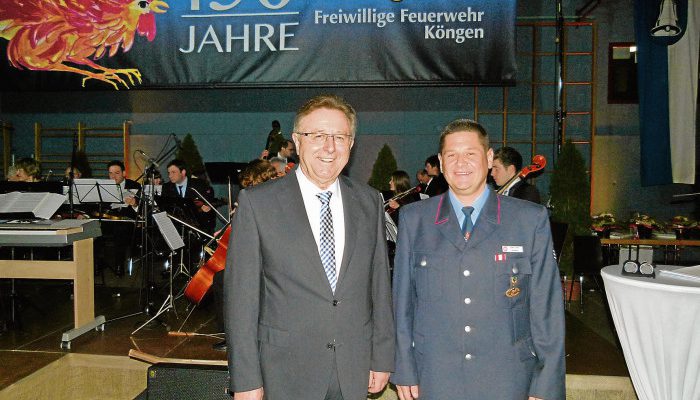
[385,170,420,225]
[490,146,541,204]
[8,158,41,182]
[161,159,216,235]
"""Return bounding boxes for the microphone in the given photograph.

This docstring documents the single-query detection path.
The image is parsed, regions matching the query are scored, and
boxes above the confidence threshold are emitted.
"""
[137,150,160,167]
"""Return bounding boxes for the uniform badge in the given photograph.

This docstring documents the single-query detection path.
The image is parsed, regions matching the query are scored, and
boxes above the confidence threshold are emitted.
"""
[505,276,521,298]
[494,253,507,262]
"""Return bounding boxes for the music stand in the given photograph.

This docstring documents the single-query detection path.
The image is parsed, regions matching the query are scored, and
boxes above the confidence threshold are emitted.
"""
[205,161,247,218]
[132,212,185,335]
[71,179,124,204]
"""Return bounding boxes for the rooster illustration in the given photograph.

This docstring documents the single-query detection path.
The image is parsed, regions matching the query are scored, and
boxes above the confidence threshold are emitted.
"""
[0,0,169,89]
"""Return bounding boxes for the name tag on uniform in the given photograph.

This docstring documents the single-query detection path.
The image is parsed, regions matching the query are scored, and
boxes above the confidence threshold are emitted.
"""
[502,245,523,253]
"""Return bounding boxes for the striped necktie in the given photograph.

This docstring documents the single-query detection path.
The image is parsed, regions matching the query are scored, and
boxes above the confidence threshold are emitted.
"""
[317,192,337,292]
[462,206,474,240]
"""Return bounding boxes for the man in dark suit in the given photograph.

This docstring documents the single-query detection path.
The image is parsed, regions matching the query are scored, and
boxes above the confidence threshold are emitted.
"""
[225,95,395,400]
[491,146,542,204]
[392,119,565,399]
[423,155,448,197]
[100,160,141,276]
[161,159,216,235]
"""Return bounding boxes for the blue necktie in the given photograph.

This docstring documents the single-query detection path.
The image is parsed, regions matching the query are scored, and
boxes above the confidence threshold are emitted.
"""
[317,192,337,292]
[178,185,184,197]
[462,206,474,240]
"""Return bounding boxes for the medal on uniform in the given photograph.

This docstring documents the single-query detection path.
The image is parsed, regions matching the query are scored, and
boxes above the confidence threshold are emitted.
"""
[505,276,521,298]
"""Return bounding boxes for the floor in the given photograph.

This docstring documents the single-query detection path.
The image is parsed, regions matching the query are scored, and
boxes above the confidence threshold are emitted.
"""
[0,265,635,399]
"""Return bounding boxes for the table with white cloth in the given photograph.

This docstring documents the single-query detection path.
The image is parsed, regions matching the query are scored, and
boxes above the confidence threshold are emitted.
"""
[601,265,700,400]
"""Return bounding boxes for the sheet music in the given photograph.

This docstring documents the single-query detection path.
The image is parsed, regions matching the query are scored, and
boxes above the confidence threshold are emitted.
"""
[152,211,185,251]
[0,191,67,219]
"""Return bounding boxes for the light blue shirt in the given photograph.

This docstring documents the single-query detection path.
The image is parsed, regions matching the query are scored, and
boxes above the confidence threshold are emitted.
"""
[449,187,490,231]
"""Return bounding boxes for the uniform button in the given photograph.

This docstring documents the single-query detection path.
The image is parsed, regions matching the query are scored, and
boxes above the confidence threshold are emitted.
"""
[465,354,473,360]
[512,266,519,274]
[420,260,427,267]
[332,300,339,306]
[464,298,471,304]
[464,326,471,333]
[463,270,470,277]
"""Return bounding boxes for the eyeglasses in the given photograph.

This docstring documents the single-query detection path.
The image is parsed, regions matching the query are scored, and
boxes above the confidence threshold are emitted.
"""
[296,132,353,146]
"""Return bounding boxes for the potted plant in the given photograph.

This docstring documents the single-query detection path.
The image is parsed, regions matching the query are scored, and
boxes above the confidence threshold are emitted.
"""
[668,215,696,239]
[629,212,661,239]
[368,144,398,192]
[591,212,618,238]
[549,139,591,281]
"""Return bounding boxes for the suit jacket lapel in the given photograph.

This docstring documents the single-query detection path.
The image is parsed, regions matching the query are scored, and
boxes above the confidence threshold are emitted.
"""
[434,194,467,252]
[278,174,333,294]
[337,177,358,289]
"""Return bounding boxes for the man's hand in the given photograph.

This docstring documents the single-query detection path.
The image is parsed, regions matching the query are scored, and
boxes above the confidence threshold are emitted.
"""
[368,371,390,393]
[124,196,137,206]
[396,385,419,400]
[233,387,263,400]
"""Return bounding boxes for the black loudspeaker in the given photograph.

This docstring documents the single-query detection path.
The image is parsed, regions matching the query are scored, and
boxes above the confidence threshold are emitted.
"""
[142,363,231,399]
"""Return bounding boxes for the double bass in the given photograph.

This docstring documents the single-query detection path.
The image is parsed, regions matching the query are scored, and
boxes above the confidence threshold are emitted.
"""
[496,154,546,195]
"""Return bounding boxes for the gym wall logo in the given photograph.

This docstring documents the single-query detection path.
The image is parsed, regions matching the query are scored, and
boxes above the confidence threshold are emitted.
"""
[0,0,169,90]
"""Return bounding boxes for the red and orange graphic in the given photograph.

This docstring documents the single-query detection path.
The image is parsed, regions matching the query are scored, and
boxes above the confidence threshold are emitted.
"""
[0,0,168,89]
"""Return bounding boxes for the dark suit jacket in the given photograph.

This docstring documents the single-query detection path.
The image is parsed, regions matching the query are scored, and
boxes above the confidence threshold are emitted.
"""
[424,174,448,197]
[224,172,395,400]
[161,177,215,233]
[392,191,565,399]
[508,179,541,204]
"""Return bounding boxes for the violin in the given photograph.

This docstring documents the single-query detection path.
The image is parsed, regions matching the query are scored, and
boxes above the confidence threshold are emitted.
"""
[496,154,546,195]
[184,225,231,304]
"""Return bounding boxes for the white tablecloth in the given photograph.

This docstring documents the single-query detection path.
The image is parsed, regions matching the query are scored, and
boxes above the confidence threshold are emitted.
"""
[601,265,700,400]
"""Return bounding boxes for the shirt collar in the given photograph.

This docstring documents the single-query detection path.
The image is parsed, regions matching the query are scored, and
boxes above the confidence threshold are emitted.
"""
[448,187,490,227]
[295,168,340,197]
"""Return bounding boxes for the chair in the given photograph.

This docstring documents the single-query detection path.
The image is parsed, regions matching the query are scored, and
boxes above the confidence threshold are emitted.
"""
[570,235,605,312]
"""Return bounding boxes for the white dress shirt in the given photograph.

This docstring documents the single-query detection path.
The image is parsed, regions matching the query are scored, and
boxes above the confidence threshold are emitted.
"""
[295,169,346,279]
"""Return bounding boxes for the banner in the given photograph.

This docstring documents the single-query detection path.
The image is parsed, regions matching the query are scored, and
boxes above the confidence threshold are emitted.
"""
[0,0,517,90]
[635,0,698,185]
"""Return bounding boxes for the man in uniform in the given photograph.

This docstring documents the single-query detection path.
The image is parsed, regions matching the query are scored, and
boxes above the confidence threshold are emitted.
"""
[392,119,565,399]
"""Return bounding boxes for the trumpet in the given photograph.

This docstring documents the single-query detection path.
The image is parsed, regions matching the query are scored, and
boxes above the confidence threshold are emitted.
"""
[384,185,422,213]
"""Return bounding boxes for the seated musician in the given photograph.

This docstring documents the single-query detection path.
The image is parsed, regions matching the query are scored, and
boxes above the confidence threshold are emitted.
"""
[490,146,541,204]
[97,160,141,277]
[8,158,42,182]
[210,159,277,351]
[162,159,216,235]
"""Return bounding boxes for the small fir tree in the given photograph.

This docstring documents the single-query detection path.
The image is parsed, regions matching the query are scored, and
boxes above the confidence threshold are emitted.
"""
[176,133,206,177]
[549,139,591,277]
[368,144,398,192]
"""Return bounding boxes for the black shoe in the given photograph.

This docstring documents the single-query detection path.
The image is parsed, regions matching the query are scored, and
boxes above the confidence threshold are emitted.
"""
[212,340,227,352]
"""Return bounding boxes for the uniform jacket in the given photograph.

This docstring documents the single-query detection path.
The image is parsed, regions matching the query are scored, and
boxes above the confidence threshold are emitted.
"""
[224,172,395,400]
[392,190,565,399]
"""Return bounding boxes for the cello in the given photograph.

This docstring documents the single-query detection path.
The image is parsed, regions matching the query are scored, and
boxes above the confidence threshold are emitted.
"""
[184,224,231,304]
[496,154,546,195]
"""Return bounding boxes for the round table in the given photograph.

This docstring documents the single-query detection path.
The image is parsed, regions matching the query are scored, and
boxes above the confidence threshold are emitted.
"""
[601,265,700,400]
